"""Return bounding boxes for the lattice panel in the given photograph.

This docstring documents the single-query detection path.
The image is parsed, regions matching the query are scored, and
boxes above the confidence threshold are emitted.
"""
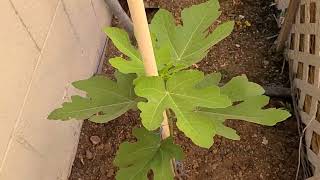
[287,0,320,177]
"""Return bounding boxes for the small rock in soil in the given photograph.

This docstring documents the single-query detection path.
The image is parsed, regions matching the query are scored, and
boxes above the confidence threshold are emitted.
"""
[90,135,101,145]
[104,143,113,153]
[107,169,115,177]
[212,149,218,154]
[263,60,269,66]
[99,174,107,180]
[79,155,85,165]
[96,144,104,150]
[224,159,234,168]
[260,173,264,178]
[192,160,199,169]
[86,150,93,160]
[211,164,218,170]
[262,137,269,145]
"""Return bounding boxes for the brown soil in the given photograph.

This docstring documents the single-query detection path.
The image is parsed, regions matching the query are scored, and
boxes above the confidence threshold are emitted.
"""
[69,0,299,180]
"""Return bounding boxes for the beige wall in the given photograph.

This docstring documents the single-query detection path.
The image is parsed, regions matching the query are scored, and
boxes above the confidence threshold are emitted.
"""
[0,0,111,179]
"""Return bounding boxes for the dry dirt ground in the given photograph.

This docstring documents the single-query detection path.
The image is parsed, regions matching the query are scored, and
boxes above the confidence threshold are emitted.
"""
[69,0,300,179]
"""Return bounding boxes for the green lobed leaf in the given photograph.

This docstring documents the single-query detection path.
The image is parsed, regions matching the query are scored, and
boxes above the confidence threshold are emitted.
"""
[221,75,265,102]
[150,0,234,67]
[181,111,240,145]
[197,95,291,126]
[191,76,290,142]
[104,27,144,75]
[134,70,231,147]
[114,127,183,180]
[104,27,141,61]
[105,27,172,76]
[109,57,145,76]
[154,43,172,70]
[135,72,290,148]
[196,72,222,88]
[48,72,139,123]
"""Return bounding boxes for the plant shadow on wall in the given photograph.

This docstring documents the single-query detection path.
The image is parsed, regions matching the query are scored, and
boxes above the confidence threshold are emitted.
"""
[48,0,291,179]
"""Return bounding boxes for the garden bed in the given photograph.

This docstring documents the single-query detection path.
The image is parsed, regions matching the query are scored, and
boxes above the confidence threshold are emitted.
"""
[69,0,299,179]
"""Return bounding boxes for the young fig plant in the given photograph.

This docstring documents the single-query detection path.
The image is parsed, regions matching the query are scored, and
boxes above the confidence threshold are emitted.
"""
[48,0,291,179]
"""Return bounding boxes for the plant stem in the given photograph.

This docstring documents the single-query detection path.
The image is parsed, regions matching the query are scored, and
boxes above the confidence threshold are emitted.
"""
[126,0,171,140]
[166,109,174,136]
[126,0,174,173]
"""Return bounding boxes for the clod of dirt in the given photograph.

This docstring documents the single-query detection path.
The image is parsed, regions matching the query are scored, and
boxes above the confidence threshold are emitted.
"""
[107,169,115,177]
[86,150,94,160]
[90,136,101,145]
[104,143,113,154]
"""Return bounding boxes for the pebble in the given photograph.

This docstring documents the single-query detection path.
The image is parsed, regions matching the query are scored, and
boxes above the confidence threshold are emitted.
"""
[211,164,218,170]
[99,175,107,180]
[263,60,269,66]
[192,160,199,169]
[260,173,264,178]
[262,137,269,145]
[212,149,218,154]
[97,144,104,150]
[104,143,113,153]
[79,155,85,165]
[107,169,114,177]
[235,44,241,48]
[86,150,93,160]
[90,136,101,145]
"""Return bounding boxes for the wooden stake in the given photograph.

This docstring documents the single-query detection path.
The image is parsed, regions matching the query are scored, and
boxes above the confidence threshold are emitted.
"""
[276,0,300,52]
[126,0,170,140]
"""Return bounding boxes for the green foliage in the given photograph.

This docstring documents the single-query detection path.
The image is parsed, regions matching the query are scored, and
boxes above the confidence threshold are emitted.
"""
[48,72,138,123]
[105,27,171,76]
[104,28,144,76]
[195,72,222,88]
[105,0,234,77]
[197,96,290,126]
[134,72,290,148]
[202,76,290,126]
[114,127,183,180]
[191,75,291,145]
[109,57,145,76]
[48,0,291,179]
[150,0,234,67]
[220,75,265,102]
[135,70,231,147]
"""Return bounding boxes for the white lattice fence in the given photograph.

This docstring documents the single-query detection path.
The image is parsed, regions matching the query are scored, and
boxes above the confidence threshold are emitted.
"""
[287,0,320,177]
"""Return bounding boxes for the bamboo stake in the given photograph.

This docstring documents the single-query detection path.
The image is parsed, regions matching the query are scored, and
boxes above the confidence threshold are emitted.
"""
[126,0,171,140]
